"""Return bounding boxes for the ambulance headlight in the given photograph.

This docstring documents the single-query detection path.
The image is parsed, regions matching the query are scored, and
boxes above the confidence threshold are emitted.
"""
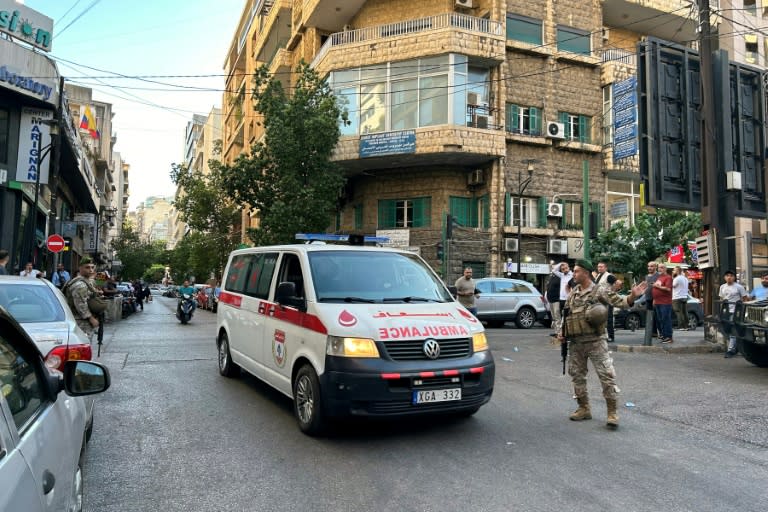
[326,336,380,358]
[472,332,489,352]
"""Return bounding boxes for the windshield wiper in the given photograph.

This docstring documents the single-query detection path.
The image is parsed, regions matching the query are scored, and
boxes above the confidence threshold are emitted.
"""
[382,296,441,303]
[318,296,376,303]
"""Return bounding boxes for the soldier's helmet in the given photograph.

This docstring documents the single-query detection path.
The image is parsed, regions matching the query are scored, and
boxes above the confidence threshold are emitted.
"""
[585,302,609,327]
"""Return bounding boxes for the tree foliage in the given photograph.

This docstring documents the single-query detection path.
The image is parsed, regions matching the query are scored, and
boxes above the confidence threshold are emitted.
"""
[591,209,702,280]
[166,232,223,284]
[111,222,165,280]
[219,61,346,245]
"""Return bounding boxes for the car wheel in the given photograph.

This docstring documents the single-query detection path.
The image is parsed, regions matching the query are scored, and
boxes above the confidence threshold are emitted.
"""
[218,332,240,378]
[625,313,641,332]
[515,307,536,329]
[687,312,698,330]
[293,364,326,436]
[739,341,768,367]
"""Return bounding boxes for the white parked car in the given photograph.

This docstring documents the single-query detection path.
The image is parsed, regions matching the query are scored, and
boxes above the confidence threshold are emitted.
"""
[0,305,110,511]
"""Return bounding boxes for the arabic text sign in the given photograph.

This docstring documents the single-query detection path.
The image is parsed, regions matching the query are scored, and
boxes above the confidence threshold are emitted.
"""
[613,76,638,161]
[360,130,416,158]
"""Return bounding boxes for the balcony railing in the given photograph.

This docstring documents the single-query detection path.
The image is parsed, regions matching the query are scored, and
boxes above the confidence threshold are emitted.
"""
[600,48,636,68]
[312,13,503,67]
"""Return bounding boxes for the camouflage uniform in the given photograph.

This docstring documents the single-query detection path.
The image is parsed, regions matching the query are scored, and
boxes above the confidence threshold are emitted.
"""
[65,277,97,340]
[563,282,632,401]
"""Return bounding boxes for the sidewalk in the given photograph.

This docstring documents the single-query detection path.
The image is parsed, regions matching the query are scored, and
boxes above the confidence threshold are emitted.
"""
[611,325,723,354]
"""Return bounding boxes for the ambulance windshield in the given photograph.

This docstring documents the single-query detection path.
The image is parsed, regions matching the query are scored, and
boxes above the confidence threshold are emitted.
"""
[309,251,452,303]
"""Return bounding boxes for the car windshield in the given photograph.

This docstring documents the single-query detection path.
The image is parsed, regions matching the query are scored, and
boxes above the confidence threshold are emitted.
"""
[0,284,66,323]
[309,251,452,303]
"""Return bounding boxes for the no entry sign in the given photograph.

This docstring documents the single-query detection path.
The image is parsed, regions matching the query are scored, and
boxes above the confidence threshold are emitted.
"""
[46,234,65,253]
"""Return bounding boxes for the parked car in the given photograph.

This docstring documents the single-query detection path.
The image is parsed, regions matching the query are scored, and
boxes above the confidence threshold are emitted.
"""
[614,294,704,331]
[473,277,548,328]
[0,305,111,512]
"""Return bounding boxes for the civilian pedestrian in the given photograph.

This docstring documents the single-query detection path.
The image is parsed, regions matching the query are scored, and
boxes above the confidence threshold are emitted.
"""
[749,271,768,301]
[19,262,41,278]
[719,270,748,358]
[595,261,618,342]
[51,263,71,289]
[672,266,689,331]
[552,261,573,332]
[644,261,660,337]
[455,267,479,315]
[545,269,561,337]
[652,263,673,343]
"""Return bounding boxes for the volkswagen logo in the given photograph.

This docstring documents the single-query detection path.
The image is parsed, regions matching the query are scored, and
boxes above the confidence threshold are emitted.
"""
[423,338,441,359]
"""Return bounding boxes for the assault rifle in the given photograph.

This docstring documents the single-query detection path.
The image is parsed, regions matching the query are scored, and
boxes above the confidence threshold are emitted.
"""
[561,307,570,375]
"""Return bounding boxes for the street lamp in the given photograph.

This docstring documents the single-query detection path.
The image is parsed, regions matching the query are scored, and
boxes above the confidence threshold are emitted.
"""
[516,159,538,278]
[27,120,59,267]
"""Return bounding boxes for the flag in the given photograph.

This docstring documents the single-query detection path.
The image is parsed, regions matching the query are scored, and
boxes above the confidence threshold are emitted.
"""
[79,105,99,139]
[667,244,684,263]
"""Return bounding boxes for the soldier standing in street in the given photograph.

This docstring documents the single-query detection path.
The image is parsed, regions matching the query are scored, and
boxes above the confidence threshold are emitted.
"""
[64,257,100,340]
[558,259,647,429]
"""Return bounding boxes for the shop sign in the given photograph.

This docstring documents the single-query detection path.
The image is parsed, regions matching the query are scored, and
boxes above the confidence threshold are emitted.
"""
[16,108,54,184]
[0,1,54,52]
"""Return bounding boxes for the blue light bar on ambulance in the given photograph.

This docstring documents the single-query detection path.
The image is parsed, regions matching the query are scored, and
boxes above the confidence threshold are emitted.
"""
[295,233,391,244]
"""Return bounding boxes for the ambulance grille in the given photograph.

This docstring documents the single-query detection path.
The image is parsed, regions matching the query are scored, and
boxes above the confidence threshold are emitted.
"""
[382,337,471,360]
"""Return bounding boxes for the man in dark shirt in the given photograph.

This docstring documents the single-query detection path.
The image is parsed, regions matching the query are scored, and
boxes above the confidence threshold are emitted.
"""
[545,271,561,336]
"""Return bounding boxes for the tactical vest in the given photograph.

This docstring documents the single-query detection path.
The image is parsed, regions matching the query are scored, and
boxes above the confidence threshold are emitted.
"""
[564,285,606,338]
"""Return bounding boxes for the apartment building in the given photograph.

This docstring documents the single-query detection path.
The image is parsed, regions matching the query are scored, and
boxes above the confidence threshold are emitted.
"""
[221,0,761,284]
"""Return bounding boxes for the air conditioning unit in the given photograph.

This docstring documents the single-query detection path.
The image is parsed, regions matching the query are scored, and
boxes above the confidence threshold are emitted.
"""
[455,0,473,8]
[547,239,568,255]
[547,202,563,217]
[472,114,492,129]
[504,238,518,252]
[546,121,566,139]
[467,92,480,106]
[468,169,485,186]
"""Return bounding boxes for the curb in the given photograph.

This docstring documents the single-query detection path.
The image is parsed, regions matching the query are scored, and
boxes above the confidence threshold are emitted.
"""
[613,342,724,354]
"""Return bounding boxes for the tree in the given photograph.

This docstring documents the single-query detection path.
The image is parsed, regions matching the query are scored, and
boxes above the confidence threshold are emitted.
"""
[170,141,240,280]
[591,209,702,279]
[220,61,346,245]
[110,222,164,279]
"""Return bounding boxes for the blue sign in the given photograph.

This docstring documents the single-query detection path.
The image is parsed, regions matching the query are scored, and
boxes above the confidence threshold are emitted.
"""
[613,76,638,161]
[360,130,416,158]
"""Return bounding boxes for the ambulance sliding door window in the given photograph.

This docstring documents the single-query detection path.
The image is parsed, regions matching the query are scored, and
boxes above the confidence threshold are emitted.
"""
[244,253,279,299]
[225,255,254,293]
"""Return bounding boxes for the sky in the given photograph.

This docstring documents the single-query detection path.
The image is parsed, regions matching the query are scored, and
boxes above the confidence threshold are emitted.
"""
[23,0,246,210]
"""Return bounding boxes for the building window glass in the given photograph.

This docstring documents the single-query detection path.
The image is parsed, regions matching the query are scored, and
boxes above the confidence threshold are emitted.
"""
[506,14,542,45]
[353,204,363,230]
[378,197,431,228]
[557,26,591,55]
[510,197,538,228]
[505,104,541,135]
[744,0,757,16]
[419,75,448,126]
[562,201,583,229]
[360,83,386,134]
[558,112,592,143]
[0,108,9,164]
[745,35,758,64]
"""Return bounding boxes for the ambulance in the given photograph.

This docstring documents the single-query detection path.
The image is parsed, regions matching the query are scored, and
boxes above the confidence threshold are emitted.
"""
[215,235,495,435]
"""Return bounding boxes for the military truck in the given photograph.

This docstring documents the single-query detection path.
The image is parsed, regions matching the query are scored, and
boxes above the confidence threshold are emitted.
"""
[722,300,768,367]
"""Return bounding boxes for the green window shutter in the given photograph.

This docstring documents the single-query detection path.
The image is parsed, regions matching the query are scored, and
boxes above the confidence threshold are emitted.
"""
[482,195,490,228]
[537,197,547,228]
[578,115,588,143]
[378,200,395,229]
[469,198,479,227]
[354,204,363,230]
[450,196,471,226]
[505,103,513,131]
[510,104,519,132]
[530,107,540,135]
[591,201,602,234]
[558,111,569,138]
[505,192,511,225]
[412,197,431,227]
[558,199,565,229]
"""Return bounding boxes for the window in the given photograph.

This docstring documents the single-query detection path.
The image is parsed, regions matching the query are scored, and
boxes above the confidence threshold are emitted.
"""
[450,196,490,229]
[506,14,542,45]
[0,326,46,430]
[243,253,278,299]
[558,112,592,143]
[353,204,363,230]
[0,108,9,164]
[744,0,757,16]
[360,83,386,134]
[562,201,583,229]
[391,79,418,130]
[506,104,541,135]
[557,26,591,55]
[276,253,305,299]
[225,254,253,293]
[745,35,758,64]
[378,197,431,228]
[510,197,538,228]
[602,86,613,145]
[0,285,66,323]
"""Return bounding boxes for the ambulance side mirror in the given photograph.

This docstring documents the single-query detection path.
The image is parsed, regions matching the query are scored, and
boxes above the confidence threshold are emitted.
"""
[448,285,458,299]
[276,281,306,311]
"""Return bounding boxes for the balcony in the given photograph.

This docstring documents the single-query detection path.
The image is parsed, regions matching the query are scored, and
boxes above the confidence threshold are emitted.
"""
[600,48,637,85]
[602,0,698,43]
[300,0,366,32]
[311,13,505,75]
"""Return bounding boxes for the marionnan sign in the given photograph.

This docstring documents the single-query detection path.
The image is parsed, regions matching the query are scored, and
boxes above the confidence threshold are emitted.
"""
[0,1,53,52]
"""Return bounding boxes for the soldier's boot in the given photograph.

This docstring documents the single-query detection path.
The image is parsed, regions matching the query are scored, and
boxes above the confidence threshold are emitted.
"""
[569,397,592,421]
[606,398,619,429]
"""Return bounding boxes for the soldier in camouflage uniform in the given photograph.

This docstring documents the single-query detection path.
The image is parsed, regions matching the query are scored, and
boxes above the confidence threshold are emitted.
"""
[64,257,100,340]
[558,259,647,429]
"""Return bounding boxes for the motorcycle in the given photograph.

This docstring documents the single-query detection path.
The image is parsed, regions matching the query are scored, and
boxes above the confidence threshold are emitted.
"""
[176,293,195,324]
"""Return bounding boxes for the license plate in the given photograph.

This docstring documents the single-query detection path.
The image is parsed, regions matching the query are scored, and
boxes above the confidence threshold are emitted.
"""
[413,388,461,404]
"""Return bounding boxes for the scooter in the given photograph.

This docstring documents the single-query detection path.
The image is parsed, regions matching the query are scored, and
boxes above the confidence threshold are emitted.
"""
[176,293,195,324]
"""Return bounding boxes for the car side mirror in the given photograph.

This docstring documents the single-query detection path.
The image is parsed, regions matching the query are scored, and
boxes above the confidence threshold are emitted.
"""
[276,281,306,312]
[63,360,111,396]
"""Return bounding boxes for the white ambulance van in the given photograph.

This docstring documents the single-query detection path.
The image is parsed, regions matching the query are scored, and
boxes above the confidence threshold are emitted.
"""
[215,236,495,435]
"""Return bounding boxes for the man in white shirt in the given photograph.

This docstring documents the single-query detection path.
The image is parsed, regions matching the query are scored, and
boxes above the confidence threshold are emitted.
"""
[719,270,748,358]
[551,261,573,333]
[672,267,689,331]
[19,262,41,278]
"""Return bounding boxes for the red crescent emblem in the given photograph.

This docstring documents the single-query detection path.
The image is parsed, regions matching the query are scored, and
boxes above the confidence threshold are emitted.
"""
[338,309,357,327]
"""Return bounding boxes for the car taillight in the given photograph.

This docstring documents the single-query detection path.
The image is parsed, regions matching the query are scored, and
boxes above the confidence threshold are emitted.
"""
[45,344,93,372]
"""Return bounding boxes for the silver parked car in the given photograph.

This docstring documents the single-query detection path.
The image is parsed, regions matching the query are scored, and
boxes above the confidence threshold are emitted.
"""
[0,305,110,512]
[474,278,548,328]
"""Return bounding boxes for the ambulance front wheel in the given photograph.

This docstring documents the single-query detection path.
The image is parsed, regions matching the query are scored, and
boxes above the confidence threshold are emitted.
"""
[293,364,326,436]
[218,331,240,378]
